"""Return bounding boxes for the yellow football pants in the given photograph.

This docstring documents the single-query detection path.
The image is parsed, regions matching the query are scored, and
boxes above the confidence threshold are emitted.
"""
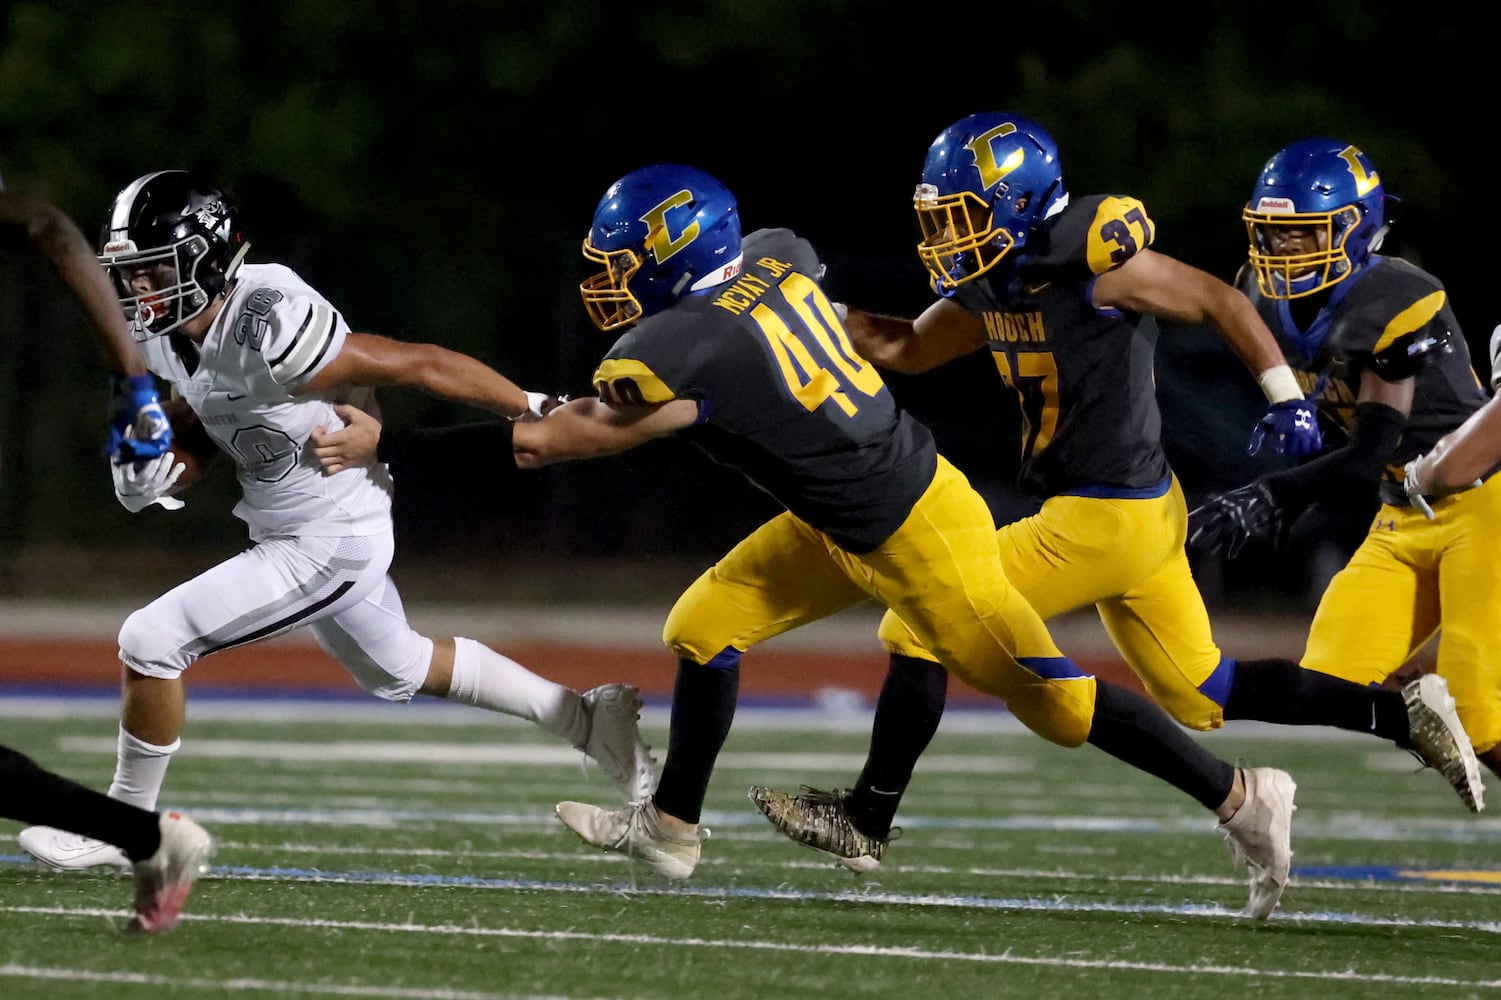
[663,456,1098,747]
[1302,473,1501,754]
[878,475,1228,730]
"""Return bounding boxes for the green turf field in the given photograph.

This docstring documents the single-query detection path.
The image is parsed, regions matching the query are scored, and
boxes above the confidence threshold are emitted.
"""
[1,701,1496,999]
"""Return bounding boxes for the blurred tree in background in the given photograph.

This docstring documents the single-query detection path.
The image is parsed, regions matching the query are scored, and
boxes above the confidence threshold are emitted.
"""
[0,1,1486,607]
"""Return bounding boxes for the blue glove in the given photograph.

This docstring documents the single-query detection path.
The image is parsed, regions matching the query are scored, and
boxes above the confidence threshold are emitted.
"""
[106,374,173,464]
[1187,482,1286,559]
[1248,398,1322,458]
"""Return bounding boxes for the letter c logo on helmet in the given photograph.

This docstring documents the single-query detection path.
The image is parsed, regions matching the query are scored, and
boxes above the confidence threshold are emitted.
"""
[967,122,1026,191]
[640,190,700,265]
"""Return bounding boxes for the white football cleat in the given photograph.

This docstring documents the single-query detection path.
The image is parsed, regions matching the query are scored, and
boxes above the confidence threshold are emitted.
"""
[555,797,702,879]
[1217,767,1297,919]
[130,810,214,934]
[577,683,658,803]
[18,825,131,872]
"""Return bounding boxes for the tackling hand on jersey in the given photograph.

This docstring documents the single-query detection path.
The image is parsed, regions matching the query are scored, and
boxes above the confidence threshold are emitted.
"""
[310,404,384,475]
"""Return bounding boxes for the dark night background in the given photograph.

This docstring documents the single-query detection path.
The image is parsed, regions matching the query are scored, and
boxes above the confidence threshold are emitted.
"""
[0,1,1488,610]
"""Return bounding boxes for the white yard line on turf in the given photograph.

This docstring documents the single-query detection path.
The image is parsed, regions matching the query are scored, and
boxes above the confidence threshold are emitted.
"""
[2,909,1498,990]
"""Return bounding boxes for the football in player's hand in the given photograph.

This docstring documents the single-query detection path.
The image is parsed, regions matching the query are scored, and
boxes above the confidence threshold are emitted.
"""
[161,397,219,491]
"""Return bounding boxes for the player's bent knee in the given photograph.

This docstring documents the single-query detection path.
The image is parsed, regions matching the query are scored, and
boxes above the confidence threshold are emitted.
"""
[876,614,932,660]
[663,619,738,665]
[117,610,189,679]
[337,644,425,703]
[1006,681,1096,749]
[364,677,421,703]
[1144,686,1221,731]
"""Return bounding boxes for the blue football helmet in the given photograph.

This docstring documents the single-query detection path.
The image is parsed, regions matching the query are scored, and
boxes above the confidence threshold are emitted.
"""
[579,164,744,331]
[1243,138,1388,300]
[98,170,249,340]
[913,112,1069,294]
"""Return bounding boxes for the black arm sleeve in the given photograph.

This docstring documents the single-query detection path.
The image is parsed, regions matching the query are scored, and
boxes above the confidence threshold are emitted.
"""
[1256,402,1404,515]
[376,421,515,472]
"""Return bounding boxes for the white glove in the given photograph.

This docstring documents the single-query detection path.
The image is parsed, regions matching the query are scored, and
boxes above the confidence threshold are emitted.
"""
[113,451,186,513]
[1403,457,1483,522]
[1402,460,1436,521]
[510,390,570,422]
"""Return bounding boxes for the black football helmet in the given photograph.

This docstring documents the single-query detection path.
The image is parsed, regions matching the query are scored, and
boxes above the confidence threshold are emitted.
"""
[98,170,249,340]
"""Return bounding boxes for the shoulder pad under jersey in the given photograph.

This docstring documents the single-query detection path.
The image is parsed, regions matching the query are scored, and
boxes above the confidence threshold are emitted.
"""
[1041,194,1156,277]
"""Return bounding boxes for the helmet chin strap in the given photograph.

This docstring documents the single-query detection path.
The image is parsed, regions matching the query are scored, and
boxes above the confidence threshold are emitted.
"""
[223,241,251,283]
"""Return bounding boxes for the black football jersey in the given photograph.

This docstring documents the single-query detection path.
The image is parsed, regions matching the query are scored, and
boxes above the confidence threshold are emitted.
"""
[591,228,937,553]
[1238,255,1495,504]
[951,194,1171,498]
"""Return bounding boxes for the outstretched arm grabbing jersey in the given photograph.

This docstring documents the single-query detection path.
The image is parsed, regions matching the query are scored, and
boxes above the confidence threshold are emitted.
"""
[309,394,697,474]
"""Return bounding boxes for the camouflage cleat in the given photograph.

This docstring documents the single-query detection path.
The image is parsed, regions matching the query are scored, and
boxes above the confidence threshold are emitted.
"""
[747,785,889,873]
[1402,674,1486,813]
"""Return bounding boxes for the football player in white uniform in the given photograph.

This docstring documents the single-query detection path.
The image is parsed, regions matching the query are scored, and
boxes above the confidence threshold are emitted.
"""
[18,170,655,872]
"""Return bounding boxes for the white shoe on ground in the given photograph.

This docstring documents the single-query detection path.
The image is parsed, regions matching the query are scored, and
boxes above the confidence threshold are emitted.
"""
[555,796,702,879]
[18,825,131,873]
[129,810,214,934]
[1216,766,1296,919]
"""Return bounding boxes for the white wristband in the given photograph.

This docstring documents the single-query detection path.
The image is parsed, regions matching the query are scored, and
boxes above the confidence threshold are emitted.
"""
[1257,364,1303,404]
[510,390,549,422]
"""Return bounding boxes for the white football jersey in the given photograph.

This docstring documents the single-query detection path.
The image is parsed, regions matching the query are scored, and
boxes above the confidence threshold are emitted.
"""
[141,263,394,541]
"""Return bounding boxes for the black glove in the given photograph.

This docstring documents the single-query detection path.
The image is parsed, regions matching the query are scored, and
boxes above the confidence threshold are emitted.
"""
[1187,482,1285,559]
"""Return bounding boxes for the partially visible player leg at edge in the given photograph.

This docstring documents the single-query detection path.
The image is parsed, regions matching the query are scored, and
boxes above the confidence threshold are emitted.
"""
[1,744,211,933]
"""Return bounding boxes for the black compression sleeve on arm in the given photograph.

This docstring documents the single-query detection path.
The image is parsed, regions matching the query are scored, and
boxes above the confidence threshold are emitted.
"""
[375,421,515,472]
[1257,402,1404,514]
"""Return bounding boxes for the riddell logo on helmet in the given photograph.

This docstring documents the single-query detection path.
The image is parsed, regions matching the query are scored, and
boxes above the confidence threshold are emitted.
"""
[1255,197,1297,213]
[103,239,137,254]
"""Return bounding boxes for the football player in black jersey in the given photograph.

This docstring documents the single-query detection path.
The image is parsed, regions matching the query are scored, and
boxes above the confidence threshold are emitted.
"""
[742,115,1483,904]
[311,163,1301,917]
[0,176,211,933]
[1190,138,1501,781]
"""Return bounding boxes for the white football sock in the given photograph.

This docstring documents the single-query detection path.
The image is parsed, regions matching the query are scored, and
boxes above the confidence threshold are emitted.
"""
[107,726,180,811]
[446,636,586,744]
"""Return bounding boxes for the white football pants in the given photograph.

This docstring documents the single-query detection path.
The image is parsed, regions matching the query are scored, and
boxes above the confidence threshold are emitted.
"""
[117,529,432,701]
